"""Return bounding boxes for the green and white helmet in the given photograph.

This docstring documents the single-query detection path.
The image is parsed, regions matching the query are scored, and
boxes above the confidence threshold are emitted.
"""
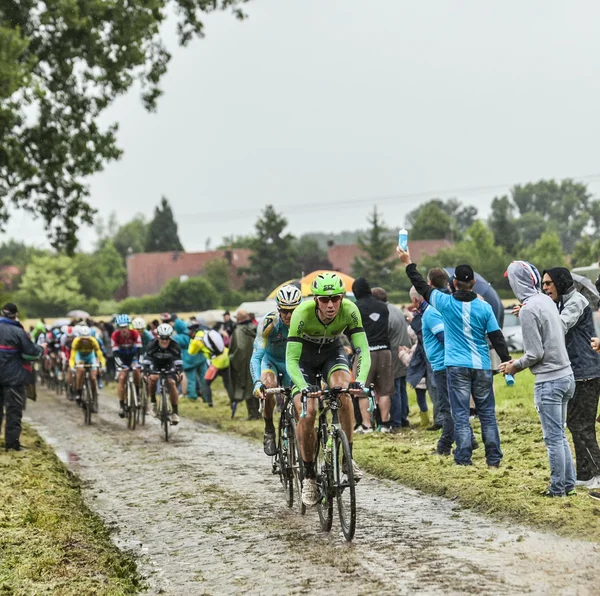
[311,272,345,296]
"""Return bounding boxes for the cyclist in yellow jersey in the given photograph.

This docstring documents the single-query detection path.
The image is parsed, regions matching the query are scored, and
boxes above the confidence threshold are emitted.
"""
[69,325,106,406]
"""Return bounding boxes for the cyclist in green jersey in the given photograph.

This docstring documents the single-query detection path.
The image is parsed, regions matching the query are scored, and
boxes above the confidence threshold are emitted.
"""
[286,272,372,507]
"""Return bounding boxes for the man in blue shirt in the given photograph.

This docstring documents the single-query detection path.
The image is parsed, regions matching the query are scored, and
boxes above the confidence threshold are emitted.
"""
[399,250,511,467]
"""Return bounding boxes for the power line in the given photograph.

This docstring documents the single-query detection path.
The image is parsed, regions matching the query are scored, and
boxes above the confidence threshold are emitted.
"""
[178,172,600,222]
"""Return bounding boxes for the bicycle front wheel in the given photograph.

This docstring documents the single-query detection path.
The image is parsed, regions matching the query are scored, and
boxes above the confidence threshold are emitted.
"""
[140,380,148,426]
[316,426,333,532]
[127,380,136,430]
[278,417,293,507]
[334,428,356,542]
[289,418,306,515]
[83,379,92,425]
[161,385,169,442]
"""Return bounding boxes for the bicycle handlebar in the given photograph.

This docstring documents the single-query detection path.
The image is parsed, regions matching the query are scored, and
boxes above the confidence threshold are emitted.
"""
[299,384,375,418]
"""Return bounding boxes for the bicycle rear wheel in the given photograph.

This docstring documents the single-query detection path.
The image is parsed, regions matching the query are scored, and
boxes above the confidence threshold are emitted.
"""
[316,426,333,532]
[334,428,356,541]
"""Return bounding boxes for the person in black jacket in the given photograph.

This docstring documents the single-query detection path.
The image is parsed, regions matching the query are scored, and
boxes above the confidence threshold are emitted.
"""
[0,303,42,451]
[144,324,183,425]
[352,277,395,433]
[542,268,600,488]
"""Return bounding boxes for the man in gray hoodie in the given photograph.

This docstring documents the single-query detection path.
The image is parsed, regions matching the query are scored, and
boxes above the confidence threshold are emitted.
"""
[501,261,576,497]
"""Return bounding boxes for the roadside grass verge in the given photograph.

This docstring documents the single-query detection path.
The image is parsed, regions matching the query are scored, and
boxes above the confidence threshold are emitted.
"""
[179,374,600,542]
[0,424,141,595]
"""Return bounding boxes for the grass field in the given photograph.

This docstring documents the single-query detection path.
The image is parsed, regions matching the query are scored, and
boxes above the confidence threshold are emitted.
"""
[179,372,600,542]
[0,425,141,595]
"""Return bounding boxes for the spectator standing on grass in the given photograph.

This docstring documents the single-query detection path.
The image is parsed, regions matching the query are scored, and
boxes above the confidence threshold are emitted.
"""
[398,248,510,468]
[229,310,259,420]
[540,268,600,489]
[401,287,436,428]
[372,287,412,429]
[352,277,395,433]
[0,303,42,451]
[502,261,576,496]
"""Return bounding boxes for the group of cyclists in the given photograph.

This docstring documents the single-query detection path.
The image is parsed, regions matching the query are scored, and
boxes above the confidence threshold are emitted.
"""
[34,315,187,424]
[33,271,372,509]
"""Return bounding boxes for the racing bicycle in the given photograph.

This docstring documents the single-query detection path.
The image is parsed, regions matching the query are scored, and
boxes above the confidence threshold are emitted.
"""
[260,380,306,515]
[118,364,141,430]
[301,383,374,542]
[77,363,100,425]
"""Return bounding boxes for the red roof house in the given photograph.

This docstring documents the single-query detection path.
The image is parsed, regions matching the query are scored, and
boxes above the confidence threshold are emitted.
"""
[126,249,251,297]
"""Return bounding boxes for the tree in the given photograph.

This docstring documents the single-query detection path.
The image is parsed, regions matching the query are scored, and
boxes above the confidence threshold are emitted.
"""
[112,215,150,260]
[145,197,184,253]
[0,240,46,269]
[571,237,600,268]
[0,1,246,252]
[242,205,298,293]
[522,231,567,273]
[294,238,332,275]
[514,212,550,247]
[352,207,397,287]
[488,196,519,255]
[511,179,594,253]
[406,198,478,241]
[160,277,219,312]
[74,241,127,301]
[408,202,455,240]
[16,255,86,316]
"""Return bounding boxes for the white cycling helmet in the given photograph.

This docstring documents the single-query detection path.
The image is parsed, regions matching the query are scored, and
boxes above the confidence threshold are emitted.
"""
[79,325,91,337]
[202,329,225,355]
[276,284,302,309]
[156,323,174,339]
[132,317,146,330]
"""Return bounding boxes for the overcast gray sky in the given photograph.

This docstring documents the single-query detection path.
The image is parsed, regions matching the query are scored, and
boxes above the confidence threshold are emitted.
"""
[7,0,600,251]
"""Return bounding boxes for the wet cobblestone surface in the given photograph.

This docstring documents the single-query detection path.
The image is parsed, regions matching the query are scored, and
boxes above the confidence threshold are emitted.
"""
[26,389,600,595]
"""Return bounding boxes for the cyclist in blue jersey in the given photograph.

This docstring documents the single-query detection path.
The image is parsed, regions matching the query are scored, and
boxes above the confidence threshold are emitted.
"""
[399,248,511,468]
[251,285,302,456]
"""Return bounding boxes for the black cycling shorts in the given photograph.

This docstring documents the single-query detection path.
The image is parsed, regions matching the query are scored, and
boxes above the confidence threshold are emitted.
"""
[296,339,351,389]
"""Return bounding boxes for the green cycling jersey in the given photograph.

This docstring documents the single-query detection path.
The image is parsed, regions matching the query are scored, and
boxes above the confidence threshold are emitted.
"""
[285,298,371,390]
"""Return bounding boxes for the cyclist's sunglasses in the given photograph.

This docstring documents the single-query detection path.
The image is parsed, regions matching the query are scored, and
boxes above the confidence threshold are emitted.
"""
[316,295,343,304]
[278,307,296,314]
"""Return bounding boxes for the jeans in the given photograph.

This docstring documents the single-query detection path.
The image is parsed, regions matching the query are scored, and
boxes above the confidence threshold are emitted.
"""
[567,378,600,481]
[434,370,454,454]
[447,367,502,466]
[390,377,408,427]
[535,375,576,495]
